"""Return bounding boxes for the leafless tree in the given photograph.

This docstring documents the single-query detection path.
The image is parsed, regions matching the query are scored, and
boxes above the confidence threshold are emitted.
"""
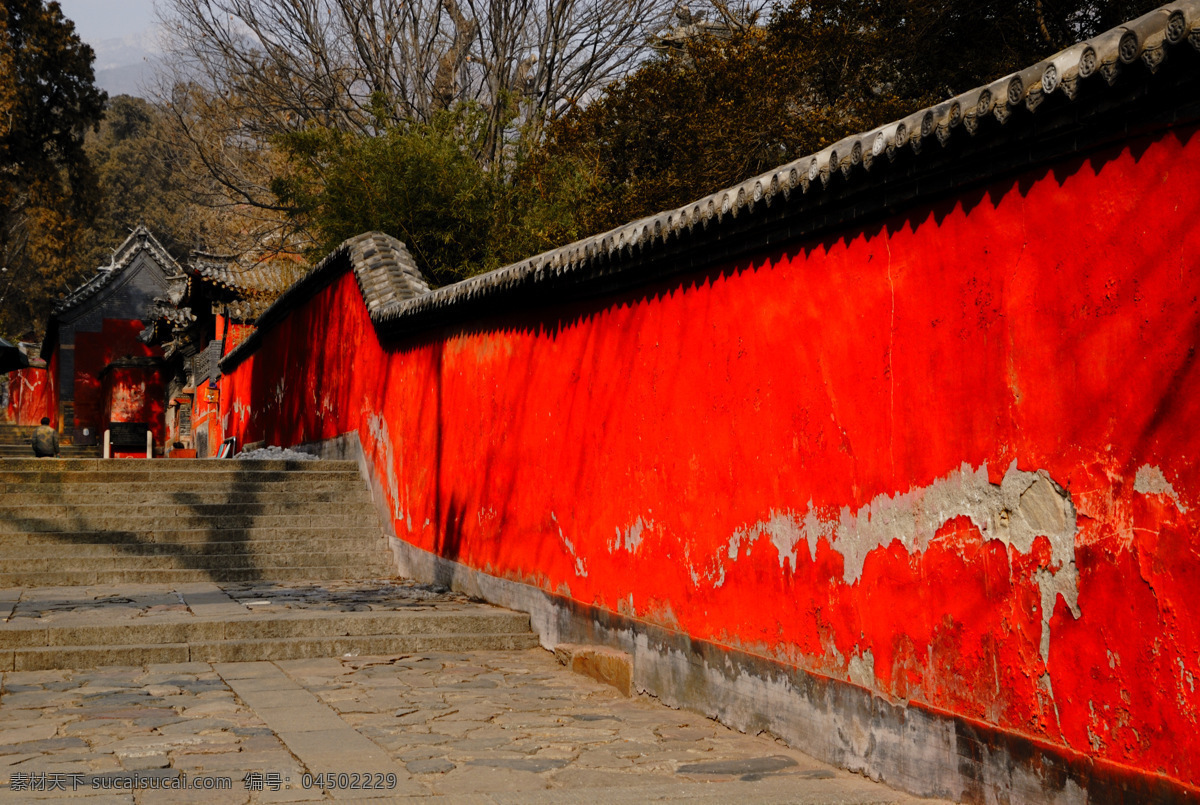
[156,79,315,258]
[158,0,673,164]
[153,0,674,257]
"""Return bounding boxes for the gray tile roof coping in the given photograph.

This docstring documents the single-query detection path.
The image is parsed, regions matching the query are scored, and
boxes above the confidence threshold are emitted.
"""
[222,1,1200,373]
[188,254,300,297]
[220,232,433,365]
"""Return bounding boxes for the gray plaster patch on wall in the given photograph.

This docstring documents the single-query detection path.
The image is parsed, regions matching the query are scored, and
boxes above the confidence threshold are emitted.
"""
[726,508,833,571]
[846,649,875,689]
[552,512,587,577]
[832,463,1076,585]
[1133,464,1189,512]
[340,429,1168,804]
[366,412,410,532]
[722,462,1081,666]
[613,516,653,553]
[838,462,1080,666]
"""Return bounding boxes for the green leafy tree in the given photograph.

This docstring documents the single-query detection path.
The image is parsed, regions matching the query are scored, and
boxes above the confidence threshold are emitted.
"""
[83,95,192,261]
[0,0,105,188]
[272,107,597,285]
[273,112,497,285]
[541,0,1165,236]
[218,0,1170,290]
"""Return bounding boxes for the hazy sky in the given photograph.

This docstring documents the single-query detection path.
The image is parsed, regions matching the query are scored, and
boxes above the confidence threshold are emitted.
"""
[57,0,159,42]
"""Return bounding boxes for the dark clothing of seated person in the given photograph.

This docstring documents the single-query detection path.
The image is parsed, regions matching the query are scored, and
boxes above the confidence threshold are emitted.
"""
[32,417,59,457]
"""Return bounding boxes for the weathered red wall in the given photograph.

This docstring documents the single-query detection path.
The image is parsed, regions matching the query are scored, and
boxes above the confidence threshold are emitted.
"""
[193,378,224,457]
[70,319,162,438]
[225,322,254,354]
[100,365,167,451]
[222,125,1200,787]
[6,366,55,426]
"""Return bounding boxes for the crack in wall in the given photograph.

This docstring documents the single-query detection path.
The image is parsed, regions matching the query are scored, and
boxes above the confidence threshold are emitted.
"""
[552,512,587,577]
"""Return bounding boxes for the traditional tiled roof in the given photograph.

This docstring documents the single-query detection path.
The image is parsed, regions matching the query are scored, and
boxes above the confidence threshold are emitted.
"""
[137,299,197,358]
[0,337,23,373]
[222,232,432,363]
[51,226,182,317]
[189,253,304,298]
[145,301,196,329]
[224,1,1200,371]
[223,298,272,322]
[347,232,433,316]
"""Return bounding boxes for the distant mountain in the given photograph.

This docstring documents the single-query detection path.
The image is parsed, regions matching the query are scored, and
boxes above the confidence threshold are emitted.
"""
[88,28,165,98]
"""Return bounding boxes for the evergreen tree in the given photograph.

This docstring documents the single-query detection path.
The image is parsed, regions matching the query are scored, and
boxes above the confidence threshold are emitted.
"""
[0,0,105,338]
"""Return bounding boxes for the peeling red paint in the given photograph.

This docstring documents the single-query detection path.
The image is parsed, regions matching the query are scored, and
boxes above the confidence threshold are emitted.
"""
[5,366,54,426]
[100,364,167,453]
[222,125,1200,787]
[190,377,225,457]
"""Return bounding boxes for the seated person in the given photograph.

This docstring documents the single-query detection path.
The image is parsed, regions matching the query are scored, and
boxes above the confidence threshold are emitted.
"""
[32,417,59,458]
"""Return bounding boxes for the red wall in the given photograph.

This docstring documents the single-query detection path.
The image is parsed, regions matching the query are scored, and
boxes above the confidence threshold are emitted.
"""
[193,377,224,457]
[222,125,1200,787]
[101,365,167,454]
[5,365,55,426]
[71,319,163,438]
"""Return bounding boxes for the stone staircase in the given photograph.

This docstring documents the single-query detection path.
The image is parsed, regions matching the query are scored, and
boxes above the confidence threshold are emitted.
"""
[0,458,393,584]
[0,457,540,669]
[0,423,97,458]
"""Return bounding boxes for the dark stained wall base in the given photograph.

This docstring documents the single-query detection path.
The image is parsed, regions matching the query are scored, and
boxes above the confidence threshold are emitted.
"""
[296,431,1199,805]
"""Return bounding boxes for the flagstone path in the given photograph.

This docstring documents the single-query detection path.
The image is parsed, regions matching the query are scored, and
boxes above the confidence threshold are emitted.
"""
[0,646,950,803]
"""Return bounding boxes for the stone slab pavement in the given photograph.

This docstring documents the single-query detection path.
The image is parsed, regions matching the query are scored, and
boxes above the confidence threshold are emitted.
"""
[1,579,482,627]
[0,646,955,804]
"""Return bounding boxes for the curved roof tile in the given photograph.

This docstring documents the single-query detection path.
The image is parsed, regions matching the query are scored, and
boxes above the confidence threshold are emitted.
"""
[189,254,303,297]
[51,226,181,317]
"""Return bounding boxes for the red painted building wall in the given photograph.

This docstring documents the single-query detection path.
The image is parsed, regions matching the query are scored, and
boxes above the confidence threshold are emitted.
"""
[191,377,224,458]
[221,125,1200,788]
[100,364,167,456]
[70,319,164,441]
[5,364,55,426]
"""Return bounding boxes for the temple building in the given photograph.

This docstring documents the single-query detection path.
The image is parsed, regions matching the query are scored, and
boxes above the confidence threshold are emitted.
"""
[7,226,299,456]
[138,250,301,456]
[38,227,177,454]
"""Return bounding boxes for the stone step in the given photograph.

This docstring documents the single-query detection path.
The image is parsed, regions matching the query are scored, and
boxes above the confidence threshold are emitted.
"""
[0,500,372,516]
[0,551,393,573]
[0,489,372,506]
[0,482,364,501]
[0,539,388,557]
[0,609,533,649]
[4,631,541,671]
[0,512,380,534]
[0,455,391,589]
[0,470,361,488]
[0,526,385,545]
[0,458,355,472]
[0,449,100,455]
[0,445,97,455]
[0,566,398,586]
[1,479,368,497]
